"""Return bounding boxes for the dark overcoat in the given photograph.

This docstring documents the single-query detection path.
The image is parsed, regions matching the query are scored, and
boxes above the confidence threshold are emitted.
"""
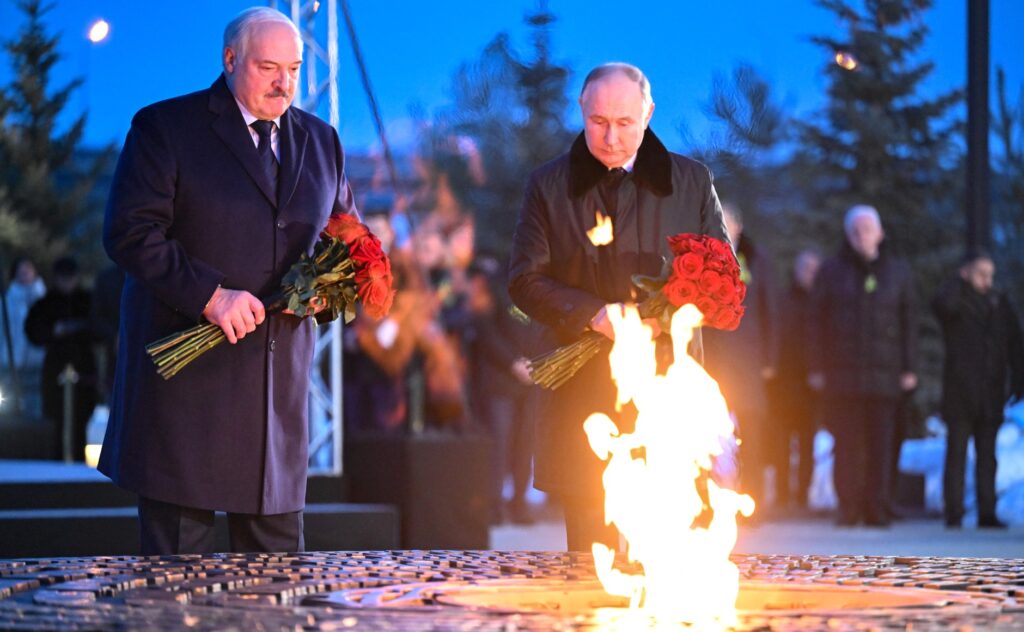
[702,235,777,415]
[808,244,915,400]
[508,131,729,498]
[100,76,356,515]
[932,277,1024,422]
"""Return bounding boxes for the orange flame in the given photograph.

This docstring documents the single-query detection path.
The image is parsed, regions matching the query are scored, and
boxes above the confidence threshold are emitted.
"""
[584,304,755,626]
[587,211,614,246]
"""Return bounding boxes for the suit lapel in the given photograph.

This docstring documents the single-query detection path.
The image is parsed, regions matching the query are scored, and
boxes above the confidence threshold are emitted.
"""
[277,107,308,213]
[208,76,278,208]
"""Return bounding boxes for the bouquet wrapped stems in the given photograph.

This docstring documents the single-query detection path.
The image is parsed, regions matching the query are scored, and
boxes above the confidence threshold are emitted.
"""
[527,293,666,390]
[526,233,745,391]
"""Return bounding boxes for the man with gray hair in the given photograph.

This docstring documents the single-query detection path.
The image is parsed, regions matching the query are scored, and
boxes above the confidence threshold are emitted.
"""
[509,62,730,550]
[101,7,357,554]
[808,205,917,527]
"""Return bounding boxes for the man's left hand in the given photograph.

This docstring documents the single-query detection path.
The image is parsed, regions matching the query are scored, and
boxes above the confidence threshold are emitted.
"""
[284,295,327,316]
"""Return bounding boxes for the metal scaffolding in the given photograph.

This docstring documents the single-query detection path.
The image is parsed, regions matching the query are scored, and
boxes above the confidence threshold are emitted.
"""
[268,0,343,476]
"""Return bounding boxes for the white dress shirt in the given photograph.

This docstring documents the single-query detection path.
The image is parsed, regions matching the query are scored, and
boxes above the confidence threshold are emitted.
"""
[234,98,281,161]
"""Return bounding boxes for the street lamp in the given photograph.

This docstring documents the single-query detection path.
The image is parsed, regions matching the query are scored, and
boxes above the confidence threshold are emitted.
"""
[87,18,110,44]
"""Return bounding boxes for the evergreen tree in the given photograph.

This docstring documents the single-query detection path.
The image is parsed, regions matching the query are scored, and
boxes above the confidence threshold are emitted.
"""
[799,0,963,263]
[799,0,965,419]
[993,67,1024,306]
[0,0,112,275]
[421,1,573,259]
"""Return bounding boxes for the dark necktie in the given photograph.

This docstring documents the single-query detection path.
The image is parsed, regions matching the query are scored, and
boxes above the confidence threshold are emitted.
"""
[251,119,279,192]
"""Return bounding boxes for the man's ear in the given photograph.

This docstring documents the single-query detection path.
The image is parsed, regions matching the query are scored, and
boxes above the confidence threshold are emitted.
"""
[644,101,655,128]
[223,47,237,74]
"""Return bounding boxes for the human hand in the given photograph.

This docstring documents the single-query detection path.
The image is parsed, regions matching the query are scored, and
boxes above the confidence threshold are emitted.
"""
[900,372,918,392]
[761,366,777,381]
[511,357,534,385]
[589,304,619,341]
[642,318,662,339]
[807,372,825,391]
[202,287,265,344]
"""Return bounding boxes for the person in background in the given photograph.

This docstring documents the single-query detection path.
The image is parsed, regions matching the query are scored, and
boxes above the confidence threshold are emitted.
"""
[808,205,917,527]
[24,256,97,461]
[933,250,1024,529]
[463,256,537,524]
[767,249,821,511]
[703,202,777,511]
[1,257,47,372]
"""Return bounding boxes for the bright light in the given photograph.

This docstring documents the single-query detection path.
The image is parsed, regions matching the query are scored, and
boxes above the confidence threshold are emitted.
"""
[85,444,102,468]
[0,387,5,408]
[586,211,614,247]
[87,19,110,44]
[835,51,858,71]
[584,304,754,625]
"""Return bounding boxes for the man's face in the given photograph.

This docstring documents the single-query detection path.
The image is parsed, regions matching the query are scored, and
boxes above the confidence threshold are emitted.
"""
[580,74,654,168]
[846,214,884,261]
[961,257,995,295]
[224,22,302,120]
[794,252,821,290]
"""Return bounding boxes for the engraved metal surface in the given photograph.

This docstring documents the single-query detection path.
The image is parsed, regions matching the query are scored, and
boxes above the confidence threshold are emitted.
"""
[1,550,1023,630]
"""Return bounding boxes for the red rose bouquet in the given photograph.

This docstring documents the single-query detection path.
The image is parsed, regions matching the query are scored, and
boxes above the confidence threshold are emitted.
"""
[146,214,395,379]
[528,233,745,389]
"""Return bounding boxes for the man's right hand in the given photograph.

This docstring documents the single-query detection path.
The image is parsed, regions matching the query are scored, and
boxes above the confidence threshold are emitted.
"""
[202,287,265,344]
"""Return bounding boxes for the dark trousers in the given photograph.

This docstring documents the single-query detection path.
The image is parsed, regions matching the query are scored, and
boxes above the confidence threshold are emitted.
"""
[735,409,768,502]
[943,413,1000,522]
[768,389,817,507]
[138,496,305,555]
[561,494,618,552]
[484,393,536,516]
[829,395,899,523]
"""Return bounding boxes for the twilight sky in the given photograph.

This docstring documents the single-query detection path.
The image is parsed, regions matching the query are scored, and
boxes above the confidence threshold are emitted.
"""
[0,0,1020,153]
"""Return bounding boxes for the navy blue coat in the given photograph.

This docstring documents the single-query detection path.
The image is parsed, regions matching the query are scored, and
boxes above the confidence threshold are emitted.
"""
[100,76,356,514]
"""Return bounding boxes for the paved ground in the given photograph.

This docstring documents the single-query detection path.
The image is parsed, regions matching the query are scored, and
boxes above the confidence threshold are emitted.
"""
[491,512,1024,558]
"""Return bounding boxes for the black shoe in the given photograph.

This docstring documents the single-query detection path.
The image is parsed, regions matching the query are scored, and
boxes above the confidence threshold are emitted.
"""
[978,517,1008,529]
[944,516,962,529]
[863,516,891,528]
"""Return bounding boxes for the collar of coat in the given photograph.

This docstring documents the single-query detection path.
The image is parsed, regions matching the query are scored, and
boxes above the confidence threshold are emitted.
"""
[569,129,673,199]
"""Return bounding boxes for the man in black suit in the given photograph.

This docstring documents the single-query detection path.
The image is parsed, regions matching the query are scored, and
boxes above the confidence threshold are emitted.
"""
[933,251,1024,529]
[101,7,357,554]
[508,63,730,551]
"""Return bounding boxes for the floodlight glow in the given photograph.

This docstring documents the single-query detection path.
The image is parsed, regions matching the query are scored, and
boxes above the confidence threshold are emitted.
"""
[835,51,858,71]
[88,19,110,44]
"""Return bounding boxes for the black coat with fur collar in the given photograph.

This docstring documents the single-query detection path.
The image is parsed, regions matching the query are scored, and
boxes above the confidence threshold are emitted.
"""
[508,130,729,497]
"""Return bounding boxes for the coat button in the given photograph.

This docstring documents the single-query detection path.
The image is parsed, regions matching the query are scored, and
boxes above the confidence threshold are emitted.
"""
[276,220,285,229]
[269,339,276,352]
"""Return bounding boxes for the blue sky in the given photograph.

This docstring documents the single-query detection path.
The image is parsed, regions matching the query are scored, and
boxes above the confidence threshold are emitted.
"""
[0,1,1020,153]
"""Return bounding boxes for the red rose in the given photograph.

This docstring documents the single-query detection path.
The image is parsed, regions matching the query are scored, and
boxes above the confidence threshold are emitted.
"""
[349,234,385,267]
[358,275,395,319]
[694,296,720,322]
[323,213,369,244]
[698,270,722,295]
[714,276,736,302]
[667,233,701,256]
[673,252,705,280]
[662,278,700,307]
[355,256,392,287]
[707,237,733,258]
[735,280,747,303]
[711,305,744,331]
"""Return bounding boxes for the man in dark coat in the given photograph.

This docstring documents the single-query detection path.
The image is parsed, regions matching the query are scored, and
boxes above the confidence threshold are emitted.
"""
[101,7,357,554]
[808,205,917,527]
[703,203,777,507]
[767,249,821,509]
[24,257,97,462]
[509,63,729,551]
[933,251,1024,529]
